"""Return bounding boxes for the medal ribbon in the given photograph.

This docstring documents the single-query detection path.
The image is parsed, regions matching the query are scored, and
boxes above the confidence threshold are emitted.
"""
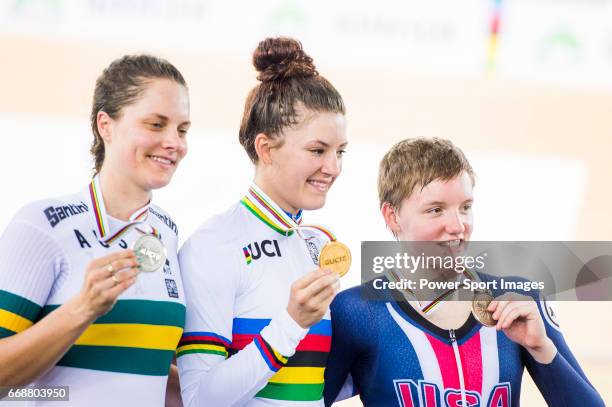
[241,184,338,242]
[388,267,481,315]
[240,184,303,236]
[88,174,159,245]
[289,225,336,242]
[240,184,339,254]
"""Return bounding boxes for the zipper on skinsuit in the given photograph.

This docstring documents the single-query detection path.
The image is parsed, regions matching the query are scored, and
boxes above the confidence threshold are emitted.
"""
[449,329,468,406]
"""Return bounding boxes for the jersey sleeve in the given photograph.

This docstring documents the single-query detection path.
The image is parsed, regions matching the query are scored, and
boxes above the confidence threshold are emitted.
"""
[0,213,63,339]
[523,299,605,406]
[324,287,367,406]
[177,227,308,407]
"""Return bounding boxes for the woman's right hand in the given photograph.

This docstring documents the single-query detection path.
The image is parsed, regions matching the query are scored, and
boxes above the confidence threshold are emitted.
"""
[71,250,140,322]
[0,250,140,387]
[287,268,340,329]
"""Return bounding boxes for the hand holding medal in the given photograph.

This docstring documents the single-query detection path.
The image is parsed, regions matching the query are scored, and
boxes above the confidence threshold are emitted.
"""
[287,268,340,328]
[285,226,346,329]
[486,292,557,363]
[77,250,139,321]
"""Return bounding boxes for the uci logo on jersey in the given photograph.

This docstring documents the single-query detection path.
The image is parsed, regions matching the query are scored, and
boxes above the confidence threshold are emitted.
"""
[242,240,282,265]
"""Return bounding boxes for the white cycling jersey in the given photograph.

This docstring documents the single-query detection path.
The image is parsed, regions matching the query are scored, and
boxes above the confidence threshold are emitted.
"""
[0,177,185,406]
[178,184,332,407]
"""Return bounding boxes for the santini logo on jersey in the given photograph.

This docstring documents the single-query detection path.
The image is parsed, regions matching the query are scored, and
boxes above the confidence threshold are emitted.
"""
[149,206,178,235]
[242,240,282,264]
[394,380,510,407]
[44,201,89,227]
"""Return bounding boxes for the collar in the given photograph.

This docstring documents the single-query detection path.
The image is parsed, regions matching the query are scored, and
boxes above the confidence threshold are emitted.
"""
[284,208,303,224]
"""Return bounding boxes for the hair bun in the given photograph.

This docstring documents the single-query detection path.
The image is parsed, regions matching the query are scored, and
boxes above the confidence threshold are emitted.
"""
[253,37,318,82]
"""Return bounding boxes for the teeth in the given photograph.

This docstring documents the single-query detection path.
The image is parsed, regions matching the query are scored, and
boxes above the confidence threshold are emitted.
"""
[150,156,172,165]
[307,180,330,191]
[440,240,461,247]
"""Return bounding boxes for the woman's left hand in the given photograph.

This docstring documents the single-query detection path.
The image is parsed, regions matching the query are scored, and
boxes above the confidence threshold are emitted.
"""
[487,293,557,363]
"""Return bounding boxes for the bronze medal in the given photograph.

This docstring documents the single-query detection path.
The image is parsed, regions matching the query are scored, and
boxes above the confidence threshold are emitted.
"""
[318,241,352,277]
[471,291,496,327]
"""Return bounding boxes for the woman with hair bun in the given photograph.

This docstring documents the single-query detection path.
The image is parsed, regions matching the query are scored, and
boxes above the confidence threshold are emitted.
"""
[177,37,348,406]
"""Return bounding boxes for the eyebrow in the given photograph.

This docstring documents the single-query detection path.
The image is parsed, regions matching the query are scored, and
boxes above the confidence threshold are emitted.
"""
[148,113,169,121]
[147,113,191,126]
[309,140,348,148]
[423,198,473,206]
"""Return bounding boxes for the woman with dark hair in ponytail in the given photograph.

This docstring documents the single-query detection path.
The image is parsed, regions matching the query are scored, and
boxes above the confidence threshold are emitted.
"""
[177,37,348,406]
[0,54,190,406]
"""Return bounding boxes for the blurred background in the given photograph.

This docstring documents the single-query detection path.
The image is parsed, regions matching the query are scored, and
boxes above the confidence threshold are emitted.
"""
[0,0,611,404]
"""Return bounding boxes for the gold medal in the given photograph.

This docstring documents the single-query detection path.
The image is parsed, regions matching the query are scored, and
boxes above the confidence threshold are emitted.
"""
[471,291,496,327]
[319,241,352,277]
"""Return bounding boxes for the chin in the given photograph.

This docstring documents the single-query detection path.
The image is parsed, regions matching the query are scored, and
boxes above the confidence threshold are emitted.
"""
[146,175,173,191]
[301,194,327,211]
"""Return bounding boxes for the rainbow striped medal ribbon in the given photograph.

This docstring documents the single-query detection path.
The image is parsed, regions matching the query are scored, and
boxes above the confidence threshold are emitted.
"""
[418,269,490,315]
[388,267,486,316]
[88,175,166,272]
[240,184,351,277]
[418,268,496,325]
[385,267,454,315]
[422,269,497,317]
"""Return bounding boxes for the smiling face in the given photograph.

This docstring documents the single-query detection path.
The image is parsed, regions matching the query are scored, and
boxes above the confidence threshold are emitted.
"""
[257,109,347,213]
[393,172,474,245]
[99,78,190,193]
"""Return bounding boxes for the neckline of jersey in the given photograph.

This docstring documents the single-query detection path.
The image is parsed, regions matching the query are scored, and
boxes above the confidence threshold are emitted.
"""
[283,208,303,223]
[390,289,481,343]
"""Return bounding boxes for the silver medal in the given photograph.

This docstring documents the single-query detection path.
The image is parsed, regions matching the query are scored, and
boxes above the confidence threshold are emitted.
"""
[133,234,166,272]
